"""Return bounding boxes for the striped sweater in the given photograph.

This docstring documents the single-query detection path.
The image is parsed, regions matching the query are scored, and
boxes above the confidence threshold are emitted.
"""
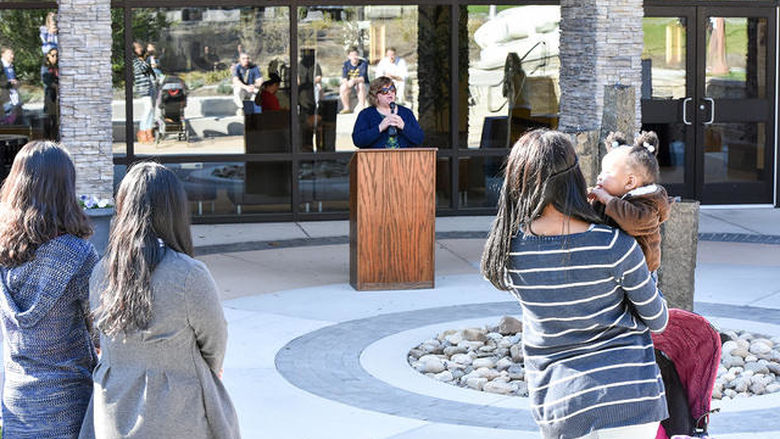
[132,57,154,97]
[507,224,669,439]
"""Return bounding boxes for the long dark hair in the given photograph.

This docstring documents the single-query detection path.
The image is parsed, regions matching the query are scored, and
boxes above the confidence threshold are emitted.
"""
[481,129,601,291]
[0,141,92,266]
[95,162,193,335]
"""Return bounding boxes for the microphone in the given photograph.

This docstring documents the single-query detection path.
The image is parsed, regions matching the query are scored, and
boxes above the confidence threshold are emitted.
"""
[387,102,397,136]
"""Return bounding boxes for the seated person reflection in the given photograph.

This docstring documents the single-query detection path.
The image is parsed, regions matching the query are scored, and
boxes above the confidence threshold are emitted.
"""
[339,46,368,114]
[232,52,262,115]
[352,76,423,149]
[254,73,284,112]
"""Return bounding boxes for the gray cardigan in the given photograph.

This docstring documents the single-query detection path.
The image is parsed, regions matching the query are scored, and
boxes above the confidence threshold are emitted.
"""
[79,249,240,439]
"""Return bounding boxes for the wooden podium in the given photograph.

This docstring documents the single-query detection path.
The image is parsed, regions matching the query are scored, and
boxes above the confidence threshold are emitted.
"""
[349,148,436,290]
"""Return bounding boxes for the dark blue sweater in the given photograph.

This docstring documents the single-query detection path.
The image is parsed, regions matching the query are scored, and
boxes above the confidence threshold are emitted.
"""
[351,105,424,149]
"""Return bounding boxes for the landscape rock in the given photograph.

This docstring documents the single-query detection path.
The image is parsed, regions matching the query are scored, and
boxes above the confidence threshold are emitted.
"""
[463,328,488,343]
[498,316,523,335]
[483,380,516,395]
[410,321,780,401]
[434,371,454,382]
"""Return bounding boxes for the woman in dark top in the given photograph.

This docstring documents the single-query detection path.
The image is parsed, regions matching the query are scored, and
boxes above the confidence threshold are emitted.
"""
[351,76,423,149]
[41,48,59,139]
[254,73,282,112]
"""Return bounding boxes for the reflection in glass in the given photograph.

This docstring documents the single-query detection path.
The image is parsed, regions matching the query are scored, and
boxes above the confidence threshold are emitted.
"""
[436,158,452,208]
[463,5,560,149]
[705,17,767,99]
[166,162,291,215]
[297,5,454,151]
[642,122,685,185]
[128,7,290,156]
[641,17,687,100]
[111,9,126,155]
[298,159,350,212]
[703,123,765,183]
[458,156,504,207]
[0,9,58,145]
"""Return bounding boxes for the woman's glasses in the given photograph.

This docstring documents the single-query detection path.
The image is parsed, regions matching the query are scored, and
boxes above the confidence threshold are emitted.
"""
[378,85,396,95]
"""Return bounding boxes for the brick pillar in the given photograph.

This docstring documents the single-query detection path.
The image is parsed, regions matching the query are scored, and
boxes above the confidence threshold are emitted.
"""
[58,0,114,199]
[558,0,644,134]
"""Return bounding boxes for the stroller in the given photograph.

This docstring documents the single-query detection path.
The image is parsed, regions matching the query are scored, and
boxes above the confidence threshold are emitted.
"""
[652,309,722,439]
[154,75,189,144]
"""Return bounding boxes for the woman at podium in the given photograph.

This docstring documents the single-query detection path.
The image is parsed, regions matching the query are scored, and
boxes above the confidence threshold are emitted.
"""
[352,76,423,149]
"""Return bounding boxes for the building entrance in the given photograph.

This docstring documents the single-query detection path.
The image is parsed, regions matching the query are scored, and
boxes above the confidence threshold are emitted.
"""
[642,5,776,204]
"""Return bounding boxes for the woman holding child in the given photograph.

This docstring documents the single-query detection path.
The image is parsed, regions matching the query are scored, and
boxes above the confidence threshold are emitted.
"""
[79,162,240,439]
[482,129,669,439]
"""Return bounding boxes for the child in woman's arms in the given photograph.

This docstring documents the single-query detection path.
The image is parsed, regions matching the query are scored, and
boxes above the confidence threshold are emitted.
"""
[588,131,672,277]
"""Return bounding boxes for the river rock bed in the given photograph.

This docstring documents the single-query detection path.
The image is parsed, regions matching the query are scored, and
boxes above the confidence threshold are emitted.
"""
[408,317,780,400]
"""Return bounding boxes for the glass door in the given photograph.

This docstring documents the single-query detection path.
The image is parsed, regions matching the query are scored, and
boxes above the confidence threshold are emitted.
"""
[642,8,696,199]
[697,7,775,203]
[642,6,776,204]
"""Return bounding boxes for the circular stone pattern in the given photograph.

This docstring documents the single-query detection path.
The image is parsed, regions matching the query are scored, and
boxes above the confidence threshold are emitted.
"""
[409,318,780,400]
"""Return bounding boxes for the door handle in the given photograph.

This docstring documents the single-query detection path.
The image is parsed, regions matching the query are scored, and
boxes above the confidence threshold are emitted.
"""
[682,97,692,125]
[703,97,715,125]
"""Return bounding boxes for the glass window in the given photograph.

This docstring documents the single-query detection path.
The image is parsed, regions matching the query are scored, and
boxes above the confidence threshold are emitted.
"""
[298,158,350,212]
[0,9,59,144]
[130,7,290,156]
[461,5,560,149]
[111,8,126,156]
[436,158,452,208]
[642,17,687,100]
[703,122,766,183]
[458,156,504,208]
[705,17,767,99]
[297,5,452,152]
[166,161,291,216]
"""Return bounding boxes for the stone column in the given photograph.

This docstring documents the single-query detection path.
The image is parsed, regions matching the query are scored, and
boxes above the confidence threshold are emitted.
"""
[58,0,114,199]
[658,201,700,311]
[570,130,600,187]
[558,0,644,134]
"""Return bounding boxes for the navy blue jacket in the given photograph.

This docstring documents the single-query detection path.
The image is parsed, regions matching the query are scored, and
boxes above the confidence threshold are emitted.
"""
[351,105,424,149]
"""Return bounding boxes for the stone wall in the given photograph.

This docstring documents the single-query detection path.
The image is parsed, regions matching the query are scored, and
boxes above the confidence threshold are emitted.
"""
[58,0,114,199]
[558,0,644,133]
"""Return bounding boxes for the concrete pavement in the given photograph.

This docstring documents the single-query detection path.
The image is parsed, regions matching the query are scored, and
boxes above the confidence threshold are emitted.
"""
[200,207,780,438]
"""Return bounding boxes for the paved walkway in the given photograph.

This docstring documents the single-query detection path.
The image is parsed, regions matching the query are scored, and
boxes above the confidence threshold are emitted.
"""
[200,207,780,438]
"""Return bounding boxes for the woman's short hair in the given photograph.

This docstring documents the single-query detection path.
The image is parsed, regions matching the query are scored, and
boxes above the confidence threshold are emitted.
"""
[95,162,193,335]
[481,129,602,291]
[0,141,92,266]
[367,76,394,107]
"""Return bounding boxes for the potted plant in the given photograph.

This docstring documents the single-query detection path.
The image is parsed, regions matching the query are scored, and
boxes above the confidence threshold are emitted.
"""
[80,195,114,257]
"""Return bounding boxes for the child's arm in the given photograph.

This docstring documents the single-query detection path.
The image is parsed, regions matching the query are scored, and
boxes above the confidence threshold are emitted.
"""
[603,197,661,236]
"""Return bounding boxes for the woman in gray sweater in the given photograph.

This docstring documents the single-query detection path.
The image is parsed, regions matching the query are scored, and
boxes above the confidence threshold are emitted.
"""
[482,129,669,439]
[79,162,240,439]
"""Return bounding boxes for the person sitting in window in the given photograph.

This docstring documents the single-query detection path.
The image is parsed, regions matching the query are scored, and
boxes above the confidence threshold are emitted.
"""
[232,52,262,116]
[339,46,368,114]
[375,47,408,105]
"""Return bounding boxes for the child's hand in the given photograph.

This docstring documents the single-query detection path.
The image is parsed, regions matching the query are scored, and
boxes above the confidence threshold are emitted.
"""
[587,188,597,202]
[588,186,614,204]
